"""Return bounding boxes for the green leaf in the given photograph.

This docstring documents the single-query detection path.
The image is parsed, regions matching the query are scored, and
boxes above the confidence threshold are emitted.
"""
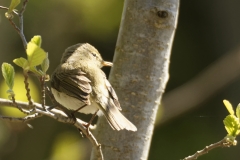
[30,35,42,47]
[41,53,49,73]
[236,104,240,119]
[223,99,234,115]
[223,115,240,137]
[13,57,29,69]
[8,0,20,13]
[29,67,43,76]
[1,63,15,89]
[26,42,46,67]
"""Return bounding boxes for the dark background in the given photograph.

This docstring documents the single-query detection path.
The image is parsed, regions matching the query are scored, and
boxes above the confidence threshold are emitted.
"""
[1,0,240,160]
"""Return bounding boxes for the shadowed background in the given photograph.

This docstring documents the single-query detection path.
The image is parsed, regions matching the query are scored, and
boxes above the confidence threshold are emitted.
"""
[1,0,240,160]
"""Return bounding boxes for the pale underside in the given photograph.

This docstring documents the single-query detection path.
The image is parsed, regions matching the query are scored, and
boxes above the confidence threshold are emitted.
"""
[51,87,101,115]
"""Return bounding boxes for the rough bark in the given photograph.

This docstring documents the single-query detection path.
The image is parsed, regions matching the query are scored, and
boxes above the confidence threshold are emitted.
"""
[91,0,179,159]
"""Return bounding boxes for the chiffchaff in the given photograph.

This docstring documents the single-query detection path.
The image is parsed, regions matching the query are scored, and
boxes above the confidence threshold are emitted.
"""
[51,43,137,131]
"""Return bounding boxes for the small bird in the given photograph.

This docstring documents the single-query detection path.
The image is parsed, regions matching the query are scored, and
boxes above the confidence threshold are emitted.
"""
[51,43,137,131]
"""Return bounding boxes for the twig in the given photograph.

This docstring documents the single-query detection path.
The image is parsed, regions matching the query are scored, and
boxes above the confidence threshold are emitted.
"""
[11,93,30,114]
[0,2,28,48]
[23,72,34,109]
[182,138,233,160]
[75,118,104,160]
[19,0,29,15]
[0,98,104,160]
[0,115,26,122]
[18,0,28,48]
[45,85,56,104]
[7,18,21,34]
[0,113,41,122]
[0,6,19,15]
[24,113,42,121]
[40,76,46,111]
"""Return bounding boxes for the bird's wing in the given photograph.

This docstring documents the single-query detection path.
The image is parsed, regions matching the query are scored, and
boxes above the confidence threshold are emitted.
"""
[51,68,92,105]
[104,78,122,110]
[99,78,137,131]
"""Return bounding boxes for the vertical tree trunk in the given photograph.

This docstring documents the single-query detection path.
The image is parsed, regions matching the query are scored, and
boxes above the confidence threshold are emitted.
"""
[91,0,179,159]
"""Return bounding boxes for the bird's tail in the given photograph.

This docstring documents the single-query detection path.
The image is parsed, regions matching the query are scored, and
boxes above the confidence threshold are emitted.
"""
[98,98,137,131]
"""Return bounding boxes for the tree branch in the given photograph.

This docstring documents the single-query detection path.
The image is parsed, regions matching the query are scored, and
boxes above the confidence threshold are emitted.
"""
[18,0,28,48]
[182,138,233,160]
[0,113,41,122]
[0,98,104,160]
[0,6,18,15]
[23,72,34,109]
[40,76,46,111]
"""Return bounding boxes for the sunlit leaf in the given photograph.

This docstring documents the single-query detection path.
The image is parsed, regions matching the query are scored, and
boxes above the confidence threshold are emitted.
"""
[41,53,49,73]
[8,0,20,12]
[29,67,43,76]
[223,115,240,137]
[13,57,28,69]
[26,42,46,67]
[1,63,15,89]
[30,35,42,47]
[223,99,234,115]
[236,104,240,119]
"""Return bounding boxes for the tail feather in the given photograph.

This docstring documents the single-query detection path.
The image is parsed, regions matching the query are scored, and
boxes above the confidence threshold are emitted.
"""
[99,99,137,131]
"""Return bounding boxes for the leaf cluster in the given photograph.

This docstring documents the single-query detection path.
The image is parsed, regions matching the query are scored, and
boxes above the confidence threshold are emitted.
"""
[2,36,49,98]
[223,100,240,145]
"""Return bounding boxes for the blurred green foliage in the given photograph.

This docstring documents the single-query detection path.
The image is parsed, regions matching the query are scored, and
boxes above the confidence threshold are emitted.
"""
[1,0,240,160]
[50,131,89,160]
[0,73,39,117]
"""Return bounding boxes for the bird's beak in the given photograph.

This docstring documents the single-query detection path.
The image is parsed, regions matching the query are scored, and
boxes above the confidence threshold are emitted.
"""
[102,61,113,67]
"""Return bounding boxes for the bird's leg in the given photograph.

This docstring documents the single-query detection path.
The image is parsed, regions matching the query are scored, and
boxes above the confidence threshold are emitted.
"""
[84,109,99,135]
[72,104,88,114]
[71,104,98,135]
[70,104,88,125]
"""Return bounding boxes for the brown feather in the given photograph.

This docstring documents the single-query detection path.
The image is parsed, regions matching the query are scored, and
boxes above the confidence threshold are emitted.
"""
[104,78,122,111]
[51,68,92,105]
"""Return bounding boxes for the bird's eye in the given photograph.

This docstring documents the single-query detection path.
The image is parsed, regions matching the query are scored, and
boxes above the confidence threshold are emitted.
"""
[92,53,97,57]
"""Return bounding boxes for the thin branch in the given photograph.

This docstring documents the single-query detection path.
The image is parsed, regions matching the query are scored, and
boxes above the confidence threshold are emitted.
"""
[0,115,26,122]
[19,0,29,15]
[11,94,30,114]
[75,119,104,160]
[23,72,34,109]
[0,98,103,160]
[182,138,233,160]
[40,76,46,111]
[0,6,19,15]
[18,0,29,48]
[7,18,21,34]
[45,85,56,104]
[0,113,41,122]
[24,113,42,121]
[0,1,28,48]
